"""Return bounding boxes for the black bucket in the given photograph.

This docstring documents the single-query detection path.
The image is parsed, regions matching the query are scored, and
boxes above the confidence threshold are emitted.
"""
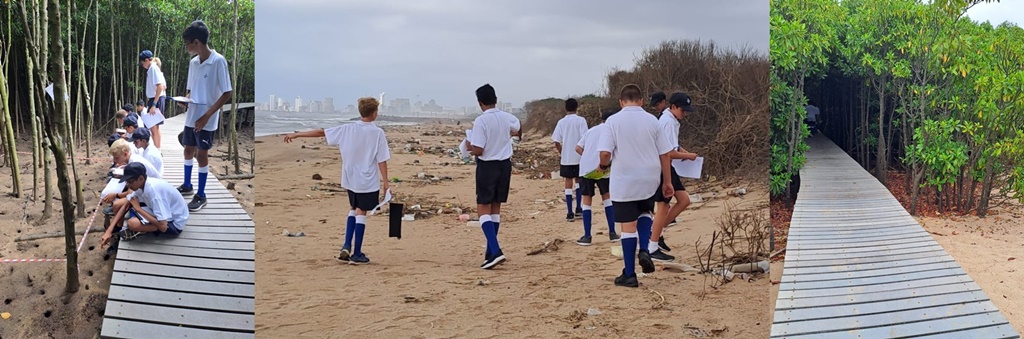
[389,203,403,239]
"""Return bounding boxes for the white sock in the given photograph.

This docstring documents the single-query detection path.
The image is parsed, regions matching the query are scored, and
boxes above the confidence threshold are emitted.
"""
[649,241,659,253]
[355,215,367,225]
[603,199,613,208]
[348,210,356,217]
[490,214,500,223]
[564,189,573,195]
[479,214,492,224]
[198,165,209,173]
[582,205,592,211]
[184,158,193,166]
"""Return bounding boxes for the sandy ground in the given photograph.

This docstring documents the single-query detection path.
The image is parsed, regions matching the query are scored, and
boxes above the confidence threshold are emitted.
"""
[209,127,256,216]
[0,126,254,338]
[254,123,770,338]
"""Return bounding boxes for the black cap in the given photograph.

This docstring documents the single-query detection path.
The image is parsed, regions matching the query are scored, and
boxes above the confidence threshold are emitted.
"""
[649,92,666,106]
[128,127,151,142]
[122,114,139,128]
[138,50,153,64]
[669,92,695,112]
[119,162,147,183]
[107,133,122,147]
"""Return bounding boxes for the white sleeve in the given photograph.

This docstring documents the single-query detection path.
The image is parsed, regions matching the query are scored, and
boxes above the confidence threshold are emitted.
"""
[576,129,589,148]
[509,114,521,132]
[655,123,674,155]
[551,120,563,143]
[375,131,391,163]
[186,60,195,91]
[324,125,345,146]
[468,119,486,148]
[217,57,233,94]
[596,125,614,154]
[154,65,166,86]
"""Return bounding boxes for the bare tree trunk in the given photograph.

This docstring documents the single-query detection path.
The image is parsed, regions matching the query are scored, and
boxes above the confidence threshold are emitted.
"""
[0,21,20,196]
[231,0,240,174]
[874,77,888,184]
[45,0,79,293]
[108,0,115,109]
[977,156,995,217]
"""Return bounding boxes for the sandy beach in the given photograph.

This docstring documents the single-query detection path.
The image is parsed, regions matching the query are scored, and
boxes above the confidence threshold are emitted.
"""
[254,122,770,338]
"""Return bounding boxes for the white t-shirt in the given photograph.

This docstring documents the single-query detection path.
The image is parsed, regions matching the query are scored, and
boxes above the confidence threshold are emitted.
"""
[185,51,232,131]
[131,178,189,231]
[577,124,610,176]
[659,110,681,150]
[596,106,673,202]
[805,105,819,122]
[129,154,161,179]
[551,113,589,166]
[325,121,391,193]
[469,108,521,161]
[146,64,166,99]
[136,146,163,176]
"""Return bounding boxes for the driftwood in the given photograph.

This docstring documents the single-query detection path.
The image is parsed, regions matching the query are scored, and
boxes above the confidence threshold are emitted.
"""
[15,226,104,242]
[526,239,564,255]
[219,173,255,180]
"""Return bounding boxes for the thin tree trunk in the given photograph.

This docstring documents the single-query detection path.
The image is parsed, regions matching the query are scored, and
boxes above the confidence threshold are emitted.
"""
[978,154,995,217]
[45,0,79,293]
[231,0,240,174]
[874,77,887,184]
[0,58,20,197]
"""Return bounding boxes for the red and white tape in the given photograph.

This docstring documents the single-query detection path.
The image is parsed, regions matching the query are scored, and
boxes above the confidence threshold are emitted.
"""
[1,258,67,263]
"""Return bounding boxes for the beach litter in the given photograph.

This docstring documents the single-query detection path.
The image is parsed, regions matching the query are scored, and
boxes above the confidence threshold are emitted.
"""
[282,229,306,237]
[527,239,564,255]
[586,308,602,316]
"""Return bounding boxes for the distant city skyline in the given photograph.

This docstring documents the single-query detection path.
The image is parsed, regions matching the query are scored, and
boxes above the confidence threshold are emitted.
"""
[259,93,520,116]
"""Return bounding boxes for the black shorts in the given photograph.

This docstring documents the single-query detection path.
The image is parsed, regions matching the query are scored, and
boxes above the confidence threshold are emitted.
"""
[347,190,380,212]
[612,193,658,223]
[559,165,580,178]
[476,159,512,205]
[181,127,215,150]
[579,177,609,196]
[655,172,686,203]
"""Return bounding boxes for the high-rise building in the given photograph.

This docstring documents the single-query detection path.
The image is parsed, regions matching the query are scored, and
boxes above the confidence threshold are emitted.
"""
[324,97,335,113]
[269,94,277,110]
[276,97,283,110]
[295,96,303,112]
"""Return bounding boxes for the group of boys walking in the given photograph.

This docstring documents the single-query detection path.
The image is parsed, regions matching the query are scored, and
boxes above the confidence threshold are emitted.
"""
[294,82,697,288]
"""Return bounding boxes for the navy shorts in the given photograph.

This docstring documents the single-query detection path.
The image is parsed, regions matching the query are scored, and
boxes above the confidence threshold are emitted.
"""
[655,172,686,203]
[127,209,181,235]
[579,177,609,196]
[612,193,658,223]
[181,126,215,150]
[476,159,512,205]
[145,96,166,126]
[348,190,380,212]
[559,165,580,178]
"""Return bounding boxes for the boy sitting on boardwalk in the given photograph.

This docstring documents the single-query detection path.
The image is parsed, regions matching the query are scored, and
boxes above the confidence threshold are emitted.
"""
[100,162,189,246]
[284,97,391,265]
[466,84,521,269]
[597,84,674,287]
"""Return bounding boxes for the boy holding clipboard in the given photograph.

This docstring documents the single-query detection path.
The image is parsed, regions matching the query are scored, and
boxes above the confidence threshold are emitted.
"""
[650,93,699,262]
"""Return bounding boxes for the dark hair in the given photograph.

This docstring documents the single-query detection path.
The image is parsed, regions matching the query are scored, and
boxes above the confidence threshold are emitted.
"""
[601,110,617,122]
[808,100,816,106]
[182,20,209,45]
[136,100,145,107]
[122,103,134,112]
[619,84,643,102]
[476,84,497,106]
[565,98,578,112]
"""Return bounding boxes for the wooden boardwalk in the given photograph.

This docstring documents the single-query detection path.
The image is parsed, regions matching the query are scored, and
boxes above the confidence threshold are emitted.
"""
[101,114,255,338]
[771,135,1020,338]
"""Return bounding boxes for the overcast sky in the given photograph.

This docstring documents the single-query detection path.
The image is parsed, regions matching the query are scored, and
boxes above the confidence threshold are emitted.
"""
[256,0,768,109]
[965,1,1023,26]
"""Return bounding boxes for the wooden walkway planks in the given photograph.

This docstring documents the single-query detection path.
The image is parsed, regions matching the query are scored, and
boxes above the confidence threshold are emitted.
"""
[101,114,255,338]
[771,135,1020,338]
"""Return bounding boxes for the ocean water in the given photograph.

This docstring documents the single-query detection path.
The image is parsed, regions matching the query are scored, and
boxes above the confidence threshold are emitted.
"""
[255,109,418,137]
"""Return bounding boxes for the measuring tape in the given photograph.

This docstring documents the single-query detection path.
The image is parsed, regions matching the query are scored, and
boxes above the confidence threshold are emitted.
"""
[2,200,103,267]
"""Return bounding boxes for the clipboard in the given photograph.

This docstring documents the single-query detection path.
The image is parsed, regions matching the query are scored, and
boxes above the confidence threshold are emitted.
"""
[672,157,704,179]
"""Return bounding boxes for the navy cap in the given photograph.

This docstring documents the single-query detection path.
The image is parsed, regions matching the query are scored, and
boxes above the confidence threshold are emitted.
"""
[136,99,146,107]
[139,50,153,63]
[128,127,151,142]
[123,114,139,128]
[649,92,667,106]
[669,92,695,113]
[122,103,135,112]
[119,162,147,183]
[107,133,122,147]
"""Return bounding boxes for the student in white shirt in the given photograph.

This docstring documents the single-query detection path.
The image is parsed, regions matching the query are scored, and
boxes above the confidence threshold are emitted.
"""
[139,50,167,148]
[100,163,189,247]
[466,84,521,270]
[129,127,164,176]
[804,100,820,135]
[551,98,589,221]
[596,84,674,288]
[100,139,162,244]
[175,20,233,213]
[574,110,619,246]
[650,93,699,262]
[284,97,391,265]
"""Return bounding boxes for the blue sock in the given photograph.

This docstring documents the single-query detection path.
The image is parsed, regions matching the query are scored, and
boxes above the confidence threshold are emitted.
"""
[343,211,355,249]
[354,222,366,256]
[197,166,208,197]
[481,217,500,255]
[605,205,616,234]
[622,235,637,275]
[183,161,193,188]
[565,190,574,215]
[575,188,582,211]
[637,215,653,253]
[582,207,592,237]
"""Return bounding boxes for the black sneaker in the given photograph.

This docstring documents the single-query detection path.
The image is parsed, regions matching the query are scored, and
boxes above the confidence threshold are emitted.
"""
[119,229,143,241]
[638,250,656,274]
[188,195,207,212]
[650,249,675,262]
[575,208,583,217]
[566,213,575,222]
[337,247,351,261]
[102,206,114,216]
[177,184,194,195]
[659,236,672,252]
[614,271,639,287]
[609,232,620,242]
[576,236,592,246]
[481,250,506,269]
[348,253,370,265]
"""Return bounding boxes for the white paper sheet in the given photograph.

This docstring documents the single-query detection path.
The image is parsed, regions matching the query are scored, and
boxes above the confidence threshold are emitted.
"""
[673,157,704,179]
[171,96,202,105]
[368,189,393,216]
